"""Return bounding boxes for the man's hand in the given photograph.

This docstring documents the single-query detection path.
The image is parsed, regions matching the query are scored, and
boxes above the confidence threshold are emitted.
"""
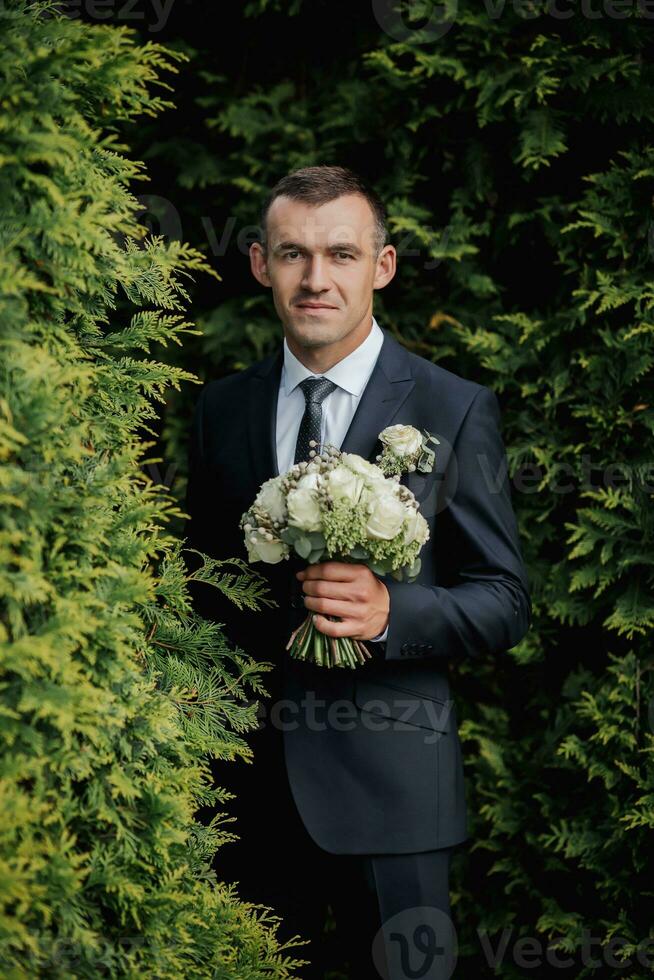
[296,561,390,640]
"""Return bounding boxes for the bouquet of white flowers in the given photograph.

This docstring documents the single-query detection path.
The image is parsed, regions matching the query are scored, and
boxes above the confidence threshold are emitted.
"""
[239,432,431,668]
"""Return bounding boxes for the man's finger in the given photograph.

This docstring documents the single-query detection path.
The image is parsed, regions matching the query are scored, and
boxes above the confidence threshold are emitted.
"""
[303,596,357,620]
[312,614,359,638]
[297,561,359,581]
[301,579,358,601]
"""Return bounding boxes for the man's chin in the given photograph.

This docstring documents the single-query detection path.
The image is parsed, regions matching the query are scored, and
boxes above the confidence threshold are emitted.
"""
[287,318,346,348]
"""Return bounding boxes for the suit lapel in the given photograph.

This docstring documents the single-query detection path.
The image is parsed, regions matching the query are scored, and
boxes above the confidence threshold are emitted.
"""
[247,346,282,488]
[247,327,416,484]
[339,328,415,462]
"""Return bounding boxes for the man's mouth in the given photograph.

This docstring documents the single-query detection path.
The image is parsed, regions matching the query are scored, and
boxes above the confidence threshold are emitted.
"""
[295,302,337,310]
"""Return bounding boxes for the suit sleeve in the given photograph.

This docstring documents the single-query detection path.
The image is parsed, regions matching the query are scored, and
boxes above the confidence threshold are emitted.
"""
[381,385,532,662]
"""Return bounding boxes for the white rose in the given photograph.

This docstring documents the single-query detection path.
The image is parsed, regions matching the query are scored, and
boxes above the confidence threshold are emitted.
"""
[325,464,364,505]
[379,424,423,458]
[364,487,407,540]
[404,507,430,547]
[287,472,322,532]
[246,532,288,564]
[254,476,287,524]
[296,471,321,493]
[341,452,386,484]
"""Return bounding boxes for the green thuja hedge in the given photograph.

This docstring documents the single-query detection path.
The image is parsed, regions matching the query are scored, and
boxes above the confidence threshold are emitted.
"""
[0,3,306,976]
[129,2,654,975]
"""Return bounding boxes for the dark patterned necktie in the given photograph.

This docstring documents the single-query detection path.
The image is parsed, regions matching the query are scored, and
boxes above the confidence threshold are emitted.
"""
[293,377,338,464]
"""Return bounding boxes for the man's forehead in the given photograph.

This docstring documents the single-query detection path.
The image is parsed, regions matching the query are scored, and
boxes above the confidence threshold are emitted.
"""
[267,194,376,246]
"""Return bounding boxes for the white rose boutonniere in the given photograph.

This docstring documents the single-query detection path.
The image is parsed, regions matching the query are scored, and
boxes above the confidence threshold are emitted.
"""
[376,423,439,477]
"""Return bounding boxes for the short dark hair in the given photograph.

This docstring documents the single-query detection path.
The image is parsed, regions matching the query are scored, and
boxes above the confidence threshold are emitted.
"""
[259,165,388,257]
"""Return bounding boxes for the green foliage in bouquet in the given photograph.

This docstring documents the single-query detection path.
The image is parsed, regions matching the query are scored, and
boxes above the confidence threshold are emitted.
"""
[131,0,654,971]
[240,445,429,667]
[0,4,308,976]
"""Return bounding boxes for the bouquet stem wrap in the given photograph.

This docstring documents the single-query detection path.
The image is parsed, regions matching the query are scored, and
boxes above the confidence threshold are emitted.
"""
[285,612,372,668]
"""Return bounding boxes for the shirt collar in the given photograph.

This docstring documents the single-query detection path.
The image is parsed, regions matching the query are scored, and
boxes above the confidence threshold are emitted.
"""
[282,315,384,397]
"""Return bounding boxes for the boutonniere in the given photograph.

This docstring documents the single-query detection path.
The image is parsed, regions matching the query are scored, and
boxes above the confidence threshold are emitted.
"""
[376,424,439,478]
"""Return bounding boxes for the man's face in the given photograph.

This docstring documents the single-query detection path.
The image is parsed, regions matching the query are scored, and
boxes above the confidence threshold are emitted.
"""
[250,193,396,350]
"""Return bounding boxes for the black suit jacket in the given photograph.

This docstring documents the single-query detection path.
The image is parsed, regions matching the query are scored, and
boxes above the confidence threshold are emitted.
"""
[184,326,531,853]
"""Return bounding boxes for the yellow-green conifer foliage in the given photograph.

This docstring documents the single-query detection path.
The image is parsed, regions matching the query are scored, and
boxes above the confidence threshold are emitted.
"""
[0,3,306,976]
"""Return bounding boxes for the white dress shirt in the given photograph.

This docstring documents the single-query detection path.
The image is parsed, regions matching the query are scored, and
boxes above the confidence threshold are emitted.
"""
[276,314,389,643]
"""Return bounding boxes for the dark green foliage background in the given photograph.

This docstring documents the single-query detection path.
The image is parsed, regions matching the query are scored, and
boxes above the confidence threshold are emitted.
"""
[4,0,652,975]
[125,1,654,975]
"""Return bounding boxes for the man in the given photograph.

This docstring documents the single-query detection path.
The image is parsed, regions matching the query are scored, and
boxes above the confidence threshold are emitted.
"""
[184,165,531,979]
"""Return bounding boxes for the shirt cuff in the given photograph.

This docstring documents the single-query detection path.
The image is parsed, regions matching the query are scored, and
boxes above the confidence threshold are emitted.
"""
[370,623,389,643]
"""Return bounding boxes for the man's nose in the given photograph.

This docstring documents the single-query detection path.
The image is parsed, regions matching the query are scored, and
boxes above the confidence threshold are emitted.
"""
[301,255,331,292]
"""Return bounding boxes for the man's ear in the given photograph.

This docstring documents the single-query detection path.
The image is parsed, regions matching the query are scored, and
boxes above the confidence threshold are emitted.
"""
[250,241,272,287]
[373,244,397,291]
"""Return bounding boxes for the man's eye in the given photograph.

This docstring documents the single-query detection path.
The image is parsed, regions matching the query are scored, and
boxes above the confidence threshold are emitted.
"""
[282,250,353,260]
